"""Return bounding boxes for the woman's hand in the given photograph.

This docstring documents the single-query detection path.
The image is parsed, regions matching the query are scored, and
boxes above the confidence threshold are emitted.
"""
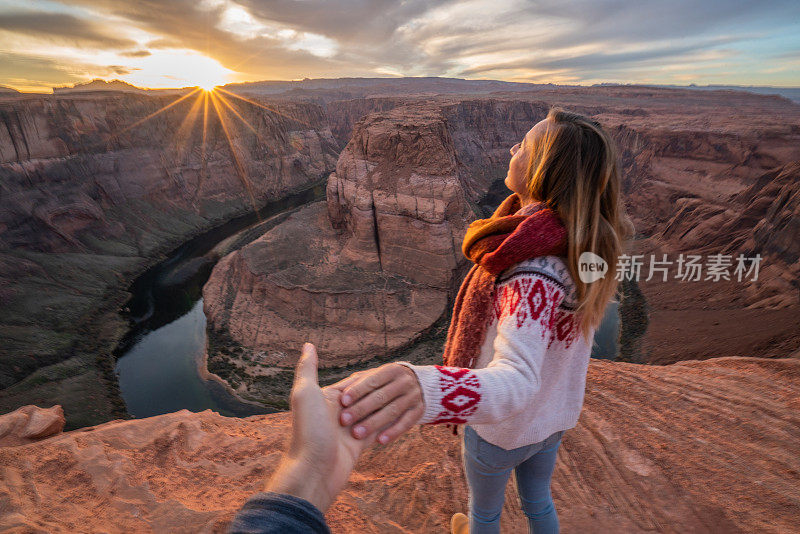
[331,363,424,444]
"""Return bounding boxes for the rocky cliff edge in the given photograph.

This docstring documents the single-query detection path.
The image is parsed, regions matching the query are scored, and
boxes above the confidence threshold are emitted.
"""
[1,355,797,533]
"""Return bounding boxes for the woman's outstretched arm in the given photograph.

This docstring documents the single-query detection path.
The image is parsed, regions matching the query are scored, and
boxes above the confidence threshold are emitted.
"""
[335,272,565,444]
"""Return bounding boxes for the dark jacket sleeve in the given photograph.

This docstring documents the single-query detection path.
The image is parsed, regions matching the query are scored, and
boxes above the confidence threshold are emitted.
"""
[227,491,331,534]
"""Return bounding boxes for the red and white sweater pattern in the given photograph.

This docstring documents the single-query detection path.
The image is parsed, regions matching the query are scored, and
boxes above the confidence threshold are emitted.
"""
[396,255,593,449]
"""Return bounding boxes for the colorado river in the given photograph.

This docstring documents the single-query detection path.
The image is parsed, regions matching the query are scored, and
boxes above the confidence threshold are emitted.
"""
[115,299,257,417]
[114,180,327,418]
[114,180,621,418]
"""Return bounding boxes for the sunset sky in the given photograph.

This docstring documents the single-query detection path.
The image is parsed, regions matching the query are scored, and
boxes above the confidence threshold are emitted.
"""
[1,0,798,93]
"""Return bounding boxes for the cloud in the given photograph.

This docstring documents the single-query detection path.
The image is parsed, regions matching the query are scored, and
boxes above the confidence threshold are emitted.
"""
[107,65,135,75]
[235,0,450,44]
[459,36,745,77]
[0,9,136,49]
[1,0,798,90]
[0,50,138,91]
[120,50,151,58]
[525,0,798,48]
[384,0,800,79]
[57,0,364,78]
[0,51,84,86]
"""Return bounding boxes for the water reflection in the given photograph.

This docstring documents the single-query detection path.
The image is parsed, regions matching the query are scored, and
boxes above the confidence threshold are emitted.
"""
[115,299,268,418]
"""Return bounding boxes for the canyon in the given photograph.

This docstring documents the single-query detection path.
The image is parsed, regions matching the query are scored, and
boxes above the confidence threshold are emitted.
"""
[1,81,799,421]
[202,104,478,375]
[1,78,799,533]
[0,89,339,426]
[202,86,800,403]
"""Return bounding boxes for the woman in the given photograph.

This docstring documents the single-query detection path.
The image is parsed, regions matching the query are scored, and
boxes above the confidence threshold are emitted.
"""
[333,107,634,533]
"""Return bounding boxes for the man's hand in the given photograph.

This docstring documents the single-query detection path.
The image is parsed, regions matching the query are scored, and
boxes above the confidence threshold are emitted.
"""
[331,363,424,445]
[266,342,377,512]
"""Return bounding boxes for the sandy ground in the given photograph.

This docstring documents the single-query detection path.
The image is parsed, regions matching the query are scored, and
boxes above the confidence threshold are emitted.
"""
[1,355,798,533]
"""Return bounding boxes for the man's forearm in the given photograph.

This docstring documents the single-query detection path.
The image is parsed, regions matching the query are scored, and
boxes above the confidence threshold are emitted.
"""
[266,456,332,513]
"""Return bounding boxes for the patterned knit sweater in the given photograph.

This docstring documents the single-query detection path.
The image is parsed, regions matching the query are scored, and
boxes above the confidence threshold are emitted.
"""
[396,253,595,450]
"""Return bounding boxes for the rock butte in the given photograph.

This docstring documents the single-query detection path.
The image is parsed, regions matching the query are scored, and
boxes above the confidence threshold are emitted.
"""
[203,104,476,368]
[1,356,798,533]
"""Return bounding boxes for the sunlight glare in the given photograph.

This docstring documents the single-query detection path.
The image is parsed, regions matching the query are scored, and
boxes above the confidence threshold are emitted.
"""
[121,49,232,89]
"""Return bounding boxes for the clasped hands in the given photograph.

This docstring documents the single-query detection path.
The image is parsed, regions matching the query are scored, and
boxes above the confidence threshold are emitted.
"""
[265,343,424,512]
[287,342,427,447]
[330,359,425,445]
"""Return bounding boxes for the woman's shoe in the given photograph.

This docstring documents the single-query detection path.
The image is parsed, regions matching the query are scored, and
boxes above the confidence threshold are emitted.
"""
[451,512,469,534]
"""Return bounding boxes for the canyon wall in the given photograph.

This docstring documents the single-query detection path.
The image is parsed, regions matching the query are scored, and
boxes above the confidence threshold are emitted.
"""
[562,89,800,364]
[441,99,551,202]
[325,97,552,203]
[0,91,339,426]
[324,97,409,144]
[329,87,800,237]
[203,105,476,389]
[2,355,797,533]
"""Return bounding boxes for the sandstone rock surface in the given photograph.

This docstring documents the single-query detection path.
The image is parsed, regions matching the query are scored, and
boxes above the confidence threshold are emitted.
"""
[0,404,65,447]
[1,356,797,533]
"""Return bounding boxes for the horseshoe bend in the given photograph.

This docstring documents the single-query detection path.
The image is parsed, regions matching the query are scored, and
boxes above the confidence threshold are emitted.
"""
[1,78,799,533]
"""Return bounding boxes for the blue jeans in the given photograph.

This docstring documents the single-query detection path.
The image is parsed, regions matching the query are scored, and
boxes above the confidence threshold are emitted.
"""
[461,425,565,534]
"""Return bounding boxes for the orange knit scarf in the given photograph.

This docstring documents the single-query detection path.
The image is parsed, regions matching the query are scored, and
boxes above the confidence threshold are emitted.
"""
[442,193,568,370]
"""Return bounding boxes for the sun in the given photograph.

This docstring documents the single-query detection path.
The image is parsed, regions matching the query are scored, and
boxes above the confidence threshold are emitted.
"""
[121,49,232,90]
[103,80,316,224]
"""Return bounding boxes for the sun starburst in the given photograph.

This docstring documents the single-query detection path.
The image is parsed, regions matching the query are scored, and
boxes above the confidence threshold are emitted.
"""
[97,83,293,220]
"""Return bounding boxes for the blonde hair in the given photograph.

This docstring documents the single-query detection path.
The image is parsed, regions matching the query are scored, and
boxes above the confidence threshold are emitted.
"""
[524,107,635,344]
